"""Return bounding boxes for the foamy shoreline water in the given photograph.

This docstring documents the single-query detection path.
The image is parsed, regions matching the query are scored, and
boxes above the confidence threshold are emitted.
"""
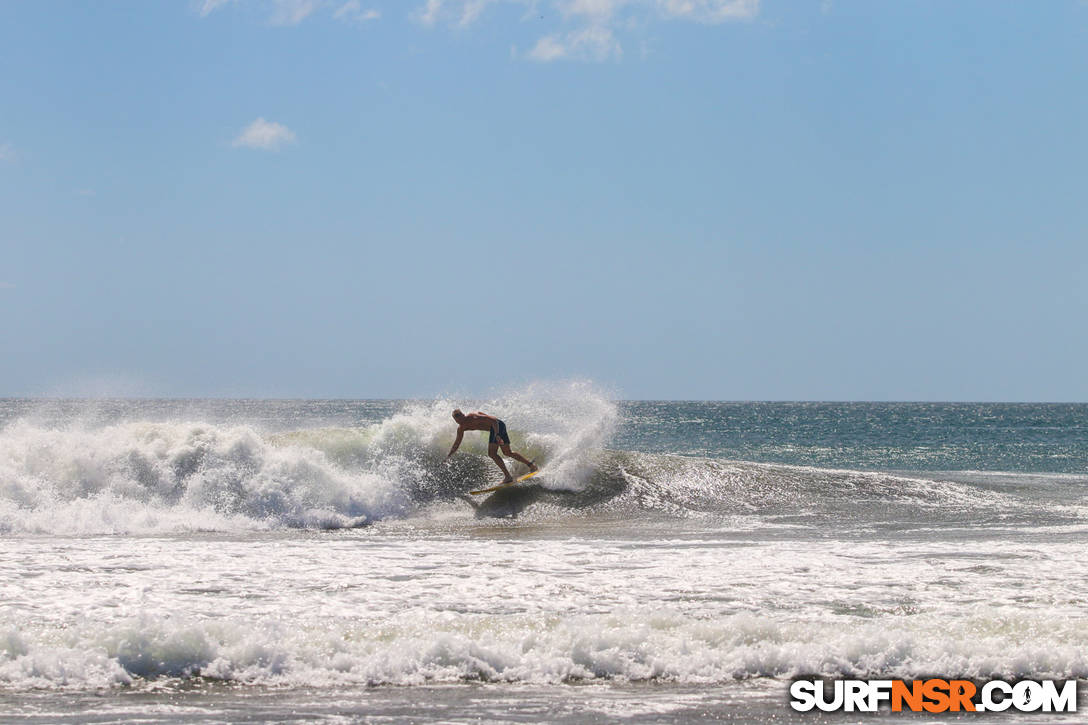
[4,524,1087,690]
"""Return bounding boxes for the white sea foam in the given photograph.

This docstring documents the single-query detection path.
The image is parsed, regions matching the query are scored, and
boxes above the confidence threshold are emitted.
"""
[0,420,401,534]
[2,609,1086,690]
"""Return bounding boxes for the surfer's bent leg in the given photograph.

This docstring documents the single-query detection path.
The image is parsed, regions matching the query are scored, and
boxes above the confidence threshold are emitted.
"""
[488,442,514,482]
[500,444,535,471]
[494,421,536,472]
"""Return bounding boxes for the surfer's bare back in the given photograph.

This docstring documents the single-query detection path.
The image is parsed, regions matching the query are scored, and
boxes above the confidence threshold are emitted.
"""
[445,409,537,483]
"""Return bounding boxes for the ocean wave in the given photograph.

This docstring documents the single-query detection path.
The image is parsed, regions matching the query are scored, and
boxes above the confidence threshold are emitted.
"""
[2,385,1079,535]
[0,383,617,535]
[2,609,1085,690]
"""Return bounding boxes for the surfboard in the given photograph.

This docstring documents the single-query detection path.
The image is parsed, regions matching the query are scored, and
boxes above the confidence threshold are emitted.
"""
[469,470,541,495]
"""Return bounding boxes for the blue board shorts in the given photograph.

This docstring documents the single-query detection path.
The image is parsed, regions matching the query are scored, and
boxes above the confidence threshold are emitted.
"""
[488,420,510,446]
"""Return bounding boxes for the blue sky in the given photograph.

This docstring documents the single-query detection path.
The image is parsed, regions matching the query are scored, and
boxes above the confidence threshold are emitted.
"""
[1,0,1086,400]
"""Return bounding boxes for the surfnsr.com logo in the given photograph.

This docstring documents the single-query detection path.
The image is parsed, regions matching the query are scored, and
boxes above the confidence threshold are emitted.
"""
[790,678,1077,713]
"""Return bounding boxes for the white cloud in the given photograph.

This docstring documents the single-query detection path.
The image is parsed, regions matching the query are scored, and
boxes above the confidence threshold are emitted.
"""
[197,0,235,17]
[528,26,621,61]
[334,1,380,23]
[419,0,511,27]
[459,0,505,25]
[419,0,444,25]
[232,118,297,151]
[198,0,759,62]
[197,0,325,25]
[655,0,758,23]
[426,0,758,24]
[269,0,321,25]
[527,34,566,61]
[0,143,14,162]
[560,0,622,21]
[422,0,758,61]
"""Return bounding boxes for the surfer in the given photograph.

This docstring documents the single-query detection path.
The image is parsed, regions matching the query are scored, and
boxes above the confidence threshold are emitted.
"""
[445,409,537,483]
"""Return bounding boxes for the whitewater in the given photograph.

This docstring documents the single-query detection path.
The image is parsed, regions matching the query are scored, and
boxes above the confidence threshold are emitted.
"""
[1,388,1087,722]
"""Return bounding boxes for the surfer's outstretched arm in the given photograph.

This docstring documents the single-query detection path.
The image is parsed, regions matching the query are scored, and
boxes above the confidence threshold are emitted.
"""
[446,429,464,459]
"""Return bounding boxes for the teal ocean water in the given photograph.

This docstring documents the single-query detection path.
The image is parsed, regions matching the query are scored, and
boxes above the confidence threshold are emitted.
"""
[618,401,1088,473]
[1,390,1086,722]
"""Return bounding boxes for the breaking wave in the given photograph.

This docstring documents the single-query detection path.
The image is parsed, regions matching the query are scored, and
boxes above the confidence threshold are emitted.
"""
[1,384,1081,535]
[0,383,615,534]
[3,609,1086,690]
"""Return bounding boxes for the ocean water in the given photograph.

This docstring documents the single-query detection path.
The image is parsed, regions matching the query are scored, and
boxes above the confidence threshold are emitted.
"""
[1,386,1087,723]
